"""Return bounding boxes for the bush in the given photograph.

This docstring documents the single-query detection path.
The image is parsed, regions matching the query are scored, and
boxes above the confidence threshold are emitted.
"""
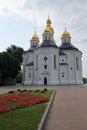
[16,72,22,83]
[41,90,45,93]
[28,90,32,92]
[43,88,48,91]
[83,77,87,84]
[17,89,21,91]
[8,91,14,94]
[35,90,40,92]
[20,89,27,92]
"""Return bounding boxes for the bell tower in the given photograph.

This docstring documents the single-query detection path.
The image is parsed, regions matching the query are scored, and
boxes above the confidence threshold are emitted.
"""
[30,30,39,48]
[61,28,71,44]
[42,16,55,42]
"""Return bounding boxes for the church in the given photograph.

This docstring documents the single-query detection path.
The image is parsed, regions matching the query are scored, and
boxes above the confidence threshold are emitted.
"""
[22,17,83,85]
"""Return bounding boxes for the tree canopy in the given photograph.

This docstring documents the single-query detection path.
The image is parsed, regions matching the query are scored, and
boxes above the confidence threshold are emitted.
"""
[0,52,20,84]
[6,45,24,64]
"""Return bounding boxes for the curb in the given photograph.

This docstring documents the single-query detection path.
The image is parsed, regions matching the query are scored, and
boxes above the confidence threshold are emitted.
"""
[38,90,56,130]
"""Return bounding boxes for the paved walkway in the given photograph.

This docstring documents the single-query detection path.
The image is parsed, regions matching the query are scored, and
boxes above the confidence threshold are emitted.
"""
[1,85,87,130]
[44,87,87,130]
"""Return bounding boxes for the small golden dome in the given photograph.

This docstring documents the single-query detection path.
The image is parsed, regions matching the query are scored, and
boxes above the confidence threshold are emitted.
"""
[62,29,70,37]
[43,27,52,34]
[31,33,39,41]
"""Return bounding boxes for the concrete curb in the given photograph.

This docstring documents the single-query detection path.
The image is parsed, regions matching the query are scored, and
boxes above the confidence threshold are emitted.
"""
[38,90,56,130]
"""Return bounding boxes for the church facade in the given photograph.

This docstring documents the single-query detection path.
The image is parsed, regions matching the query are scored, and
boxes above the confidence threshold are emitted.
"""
[22,17,83,85]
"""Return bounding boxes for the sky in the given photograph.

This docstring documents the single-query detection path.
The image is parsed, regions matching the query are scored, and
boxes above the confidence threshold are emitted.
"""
[0,0,87,77]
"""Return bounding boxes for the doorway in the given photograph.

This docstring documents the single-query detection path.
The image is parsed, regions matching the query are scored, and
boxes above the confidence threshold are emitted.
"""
[44,77,47,85]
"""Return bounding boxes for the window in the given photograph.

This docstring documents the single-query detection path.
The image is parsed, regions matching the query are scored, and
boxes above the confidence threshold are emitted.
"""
[62,59,64,62]
[45,36,47,40]
[61,72,64,77]
[62,74,64,77]
[44,65,47,69]
[29,73,31,78]
[33,42,34,46]
[76,57,79,70]
[49,36,50,40]
[36,55,38,70]
[65,39,66,43]
[54,55,56,69]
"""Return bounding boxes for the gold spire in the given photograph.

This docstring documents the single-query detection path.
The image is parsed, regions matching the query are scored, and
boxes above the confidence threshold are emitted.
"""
[43,16,54,34]
[47,16,51,25]
[31,28,39,41]
[61,28,70,37]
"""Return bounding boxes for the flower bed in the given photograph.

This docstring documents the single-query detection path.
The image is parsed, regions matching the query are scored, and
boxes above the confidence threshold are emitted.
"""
[0,93,48,113]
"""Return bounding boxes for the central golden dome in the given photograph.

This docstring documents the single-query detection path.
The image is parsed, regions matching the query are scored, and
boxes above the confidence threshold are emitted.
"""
[43,27,52,34]
[62,29,70,37]
[43,16,54,34]
[31,33,39,41]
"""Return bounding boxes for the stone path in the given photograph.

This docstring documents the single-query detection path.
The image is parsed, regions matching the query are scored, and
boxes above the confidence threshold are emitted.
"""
[44,87,87,130]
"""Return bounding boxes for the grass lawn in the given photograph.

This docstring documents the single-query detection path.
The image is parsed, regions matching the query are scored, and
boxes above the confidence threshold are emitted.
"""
[0,89,53,130]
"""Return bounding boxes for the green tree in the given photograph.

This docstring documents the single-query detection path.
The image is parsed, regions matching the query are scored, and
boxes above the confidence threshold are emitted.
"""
[83,77,87,84]
[6,45,24,64]
[0,52,20,84]
[16,71,22,83]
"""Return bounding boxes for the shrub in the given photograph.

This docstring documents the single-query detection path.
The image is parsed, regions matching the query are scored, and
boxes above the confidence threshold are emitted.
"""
[43,88,48,91]
[83,77,87,84]
[35,90,40,92]
[21,89,27,92]
[8,91,14,94]
[16,71,22,83]
[41,90,45,93]
[28,90,32,92]
[17,89,21,91]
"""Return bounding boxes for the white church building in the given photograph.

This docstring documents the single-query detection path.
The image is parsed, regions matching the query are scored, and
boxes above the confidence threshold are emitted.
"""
[22,17,83,85]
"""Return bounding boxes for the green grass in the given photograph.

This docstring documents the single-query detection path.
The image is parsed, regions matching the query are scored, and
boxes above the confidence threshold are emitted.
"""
[0,89,53,130]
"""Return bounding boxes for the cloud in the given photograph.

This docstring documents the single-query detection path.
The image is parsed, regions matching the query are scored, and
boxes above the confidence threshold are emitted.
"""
[0,0,87,76]
[0,0,87,45]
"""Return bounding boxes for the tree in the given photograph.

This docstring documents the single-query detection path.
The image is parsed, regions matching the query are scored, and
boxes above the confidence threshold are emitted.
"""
[6,45,24,64]
[0,52,20,84]
[16,71,22,83]
[83,77,87,84]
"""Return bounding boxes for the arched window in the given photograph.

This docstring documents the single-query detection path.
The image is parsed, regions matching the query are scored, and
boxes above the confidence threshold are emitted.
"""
[32,42,34,46]
[45,36,47,40]
[65,39,66,43]
[76,57,79,70]
[49,36,50,40]
[54,55,56,69]
[68,39,69,43]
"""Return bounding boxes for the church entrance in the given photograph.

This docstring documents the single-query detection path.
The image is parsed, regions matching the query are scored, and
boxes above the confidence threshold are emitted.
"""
[44,77,47,85]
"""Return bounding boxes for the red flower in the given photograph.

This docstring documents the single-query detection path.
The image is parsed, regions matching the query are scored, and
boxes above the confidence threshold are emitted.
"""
[0,92,48,113]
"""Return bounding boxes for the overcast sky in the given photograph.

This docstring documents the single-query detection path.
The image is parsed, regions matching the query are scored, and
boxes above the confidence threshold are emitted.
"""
[0,0,87,77]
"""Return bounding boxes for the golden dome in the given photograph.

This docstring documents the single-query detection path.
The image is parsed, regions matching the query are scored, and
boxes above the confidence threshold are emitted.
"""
[62,29,70,37]
[43,27,52,34]
[31,33,39,41]
[49,26,54,33]
[43,16,54,34]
